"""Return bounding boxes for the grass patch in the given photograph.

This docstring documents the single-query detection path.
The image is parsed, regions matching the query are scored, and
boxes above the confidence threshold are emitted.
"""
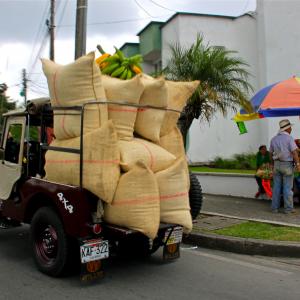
[189,166,255,175]
[212,221,300,242]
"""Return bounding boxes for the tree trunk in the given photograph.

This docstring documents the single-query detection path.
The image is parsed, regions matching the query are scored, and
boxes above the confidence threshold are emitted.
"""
[177,109,194,151]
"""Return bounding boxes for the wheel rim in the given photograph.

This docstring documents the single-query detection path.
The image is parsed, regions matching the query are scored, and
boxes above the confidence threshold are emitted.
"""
[34,224,58,265]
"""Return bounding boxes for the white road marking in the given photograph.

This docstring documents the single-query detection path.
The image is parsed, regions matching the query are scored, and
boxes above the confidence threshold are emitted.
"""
[181,248,293,276]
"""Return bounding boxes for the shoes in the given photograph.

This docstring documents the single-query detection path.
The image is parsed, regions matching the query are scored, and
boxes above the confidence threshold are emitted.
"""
[272,209,279,213]
[284,209,297,214]
[255,192,260,198]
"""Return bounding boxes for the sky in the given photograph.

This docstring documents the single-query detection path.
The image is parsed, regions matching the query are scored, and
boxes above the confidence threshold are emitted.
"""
[0,0,256,104]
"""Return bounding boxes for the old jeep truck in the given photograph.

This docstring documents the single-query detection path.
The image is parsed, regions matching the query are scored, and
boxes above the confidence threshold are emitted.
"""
[0,98,200,280]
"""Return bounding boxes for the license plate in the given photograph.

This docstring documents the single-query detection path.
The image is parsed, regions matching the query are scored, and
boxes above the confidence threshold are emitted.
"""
[164,226,183,245]
[80,239,109,263]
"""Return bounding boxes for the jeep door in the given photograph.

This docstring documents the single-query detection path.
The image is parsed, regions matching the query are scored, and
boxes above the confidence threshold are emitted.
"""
[0,116,25,200]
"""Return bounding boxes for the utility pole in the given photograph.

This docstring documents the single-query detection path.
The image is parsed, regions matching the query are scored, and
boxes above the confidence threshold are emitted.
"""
[49,0,55,61]
[75,0,88,59]
[21,69,27,107]
[47,0,55,61]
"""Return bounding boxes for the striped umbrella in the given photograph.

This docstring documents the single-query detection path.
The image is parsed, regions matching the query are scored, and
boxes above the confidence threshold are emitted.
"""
[234,76,300,122]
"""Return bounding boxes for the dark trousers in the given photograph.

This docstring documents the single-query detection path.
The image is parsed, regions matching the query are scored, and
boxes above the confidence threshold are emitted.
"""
[255,176,265,193]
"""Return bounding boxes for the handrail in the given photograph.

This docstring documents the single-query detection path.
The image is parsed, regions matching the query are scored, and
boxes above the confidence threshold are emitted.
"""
[41,100,180,189]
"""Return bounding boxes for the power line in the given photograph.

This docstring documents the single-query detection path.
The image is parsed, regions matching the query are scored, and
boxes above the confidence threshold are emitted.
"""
[133,0,154,17]
[56,0,69,36]
[147,0,176,12]
[8,83,22,88]
[58,14,171,28]
[28,32,49,77]
[28,87,49,96]
[29,81,48,90]
[27,1,50,71]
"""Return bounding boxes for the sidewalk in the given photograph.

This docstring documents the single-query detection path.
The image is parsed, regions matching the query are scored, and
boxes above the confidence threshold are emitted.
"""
[184,194,300,257]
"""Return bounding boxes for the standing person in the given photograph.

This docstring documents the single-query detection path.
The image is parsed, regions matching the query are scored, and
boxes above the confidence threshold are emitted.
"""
[255,145,271,198]
[269,119,300,213]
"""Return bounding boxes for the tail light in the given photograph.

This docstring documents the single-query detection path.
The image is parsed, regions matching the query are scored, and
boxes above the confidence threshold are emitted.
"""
[92,223,102,235]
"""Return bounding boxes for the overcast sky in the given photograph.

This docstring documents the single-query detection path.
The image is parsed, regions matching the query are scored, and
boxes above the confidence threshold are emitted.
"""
[0,0,256,103]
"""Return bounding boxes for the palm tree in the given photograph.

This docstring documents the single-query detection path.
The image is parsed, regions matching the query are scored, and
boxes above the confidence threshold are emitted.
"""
[0,84,16,131]
[163,35,253,146]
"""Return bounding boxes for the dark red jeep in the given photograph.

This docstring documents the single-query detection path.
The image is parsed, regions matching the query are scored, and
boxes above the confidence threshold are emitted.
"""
[0,98,199,280]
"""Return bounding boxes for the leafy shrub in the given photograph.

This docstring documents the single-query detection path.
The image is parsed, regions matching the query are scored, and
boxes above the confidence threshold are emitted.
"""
[213,153,256,170]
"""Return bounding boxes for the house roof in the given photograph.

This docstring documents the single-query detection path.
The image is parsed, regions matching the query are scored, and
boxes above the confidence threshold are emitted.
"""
[120,42,140,50]
[136,21,165,36]
[160,11,254,29]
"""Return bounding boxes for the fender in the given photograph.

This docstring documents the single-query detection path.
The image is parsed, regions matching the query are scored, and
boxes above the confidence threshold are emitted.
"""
[1,177,99,238]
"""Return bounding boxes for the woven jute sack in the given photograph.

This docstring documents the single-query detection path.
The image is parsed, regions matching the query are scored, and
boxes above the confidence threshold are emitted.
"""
[134,75,167,143]
[159,126,185,158]
[160,80,200,136]
[42,52,108,140]
[102,74,144,140]
[155,157,192,233]
[118,138,176,172]
[104,162,160,239]
[45,120,120,203]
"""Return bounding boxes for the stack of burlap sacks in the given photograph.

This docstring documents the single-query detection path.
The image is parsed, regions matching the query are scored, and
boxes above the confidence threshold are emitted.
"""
[42,52,199,240]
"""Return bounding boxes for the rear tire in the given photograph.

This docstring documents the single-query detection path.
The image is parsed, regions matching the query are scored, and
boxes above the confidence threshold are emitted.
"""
[30,207,69,277]
[189,172,203,220]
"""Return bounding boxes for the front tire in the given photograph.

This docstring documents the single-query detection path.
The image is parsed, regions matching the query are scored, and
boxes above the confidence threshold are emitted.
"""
[30,207,69,277]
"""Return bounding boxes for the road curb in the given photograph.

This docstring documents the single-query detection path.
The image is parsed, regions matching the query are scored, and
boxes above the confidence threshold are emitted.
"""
[183,232,300,258]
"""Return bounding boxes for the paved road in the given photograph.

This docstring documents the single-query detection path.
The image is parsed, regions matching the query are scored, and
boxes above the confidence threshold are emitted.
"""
[1,226,300,300]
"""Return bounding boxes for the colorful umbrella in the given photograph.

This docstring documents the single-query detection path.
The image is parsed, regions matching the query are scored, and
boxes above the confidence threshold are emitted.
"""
[234,76,300,122]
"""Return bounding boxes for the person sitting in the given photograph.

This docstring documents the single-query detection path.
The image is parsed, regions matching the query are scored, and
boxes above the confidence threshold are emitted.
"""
[5,132,20,163]
[255,145,271,198]
[293,139,300,203]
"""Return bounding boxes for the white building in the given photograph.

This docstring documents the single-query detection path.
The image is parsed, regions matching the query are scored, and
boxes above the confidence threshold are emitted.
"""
[122,0,300,163]
[162,0,300,163]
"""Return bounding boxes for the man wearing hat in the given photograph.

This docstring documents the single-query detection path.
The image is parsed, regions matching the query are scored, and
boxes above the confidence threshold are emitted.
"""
[269,119,300,213]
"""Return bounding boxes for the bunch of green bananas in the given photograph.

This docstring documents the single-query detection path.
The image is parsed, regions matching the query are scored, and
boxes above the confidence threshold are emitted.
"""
[100,46,143,80]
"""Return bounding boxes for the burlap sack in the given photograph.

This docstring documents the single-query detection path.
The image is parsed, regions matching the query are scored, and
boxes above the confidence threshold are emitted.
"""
[118,138,176,172]
[160,80,200,136]
[134,75,167,142]
[104,162,160,239]
[155,157,192,233]
[159,126,185,158]
[102,74,144,140]
[42,52,108,140]
[45,121,120,203]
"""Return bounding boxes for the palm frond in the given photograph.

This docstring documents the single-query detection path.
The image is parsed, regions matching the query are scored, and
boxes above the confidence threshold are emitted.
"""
[164,33,253,122]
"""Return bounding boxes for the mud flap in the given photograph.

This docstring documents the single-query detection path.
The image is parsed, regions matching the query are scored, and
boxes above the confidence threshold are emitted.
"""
[79,238,109,282]
[162,226,183,261]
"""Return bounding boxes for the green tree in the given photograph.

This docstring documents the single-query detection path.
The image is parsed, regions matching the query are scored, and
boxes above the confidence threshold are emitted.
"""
[0,84,16,130]
[163,35,253,146]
